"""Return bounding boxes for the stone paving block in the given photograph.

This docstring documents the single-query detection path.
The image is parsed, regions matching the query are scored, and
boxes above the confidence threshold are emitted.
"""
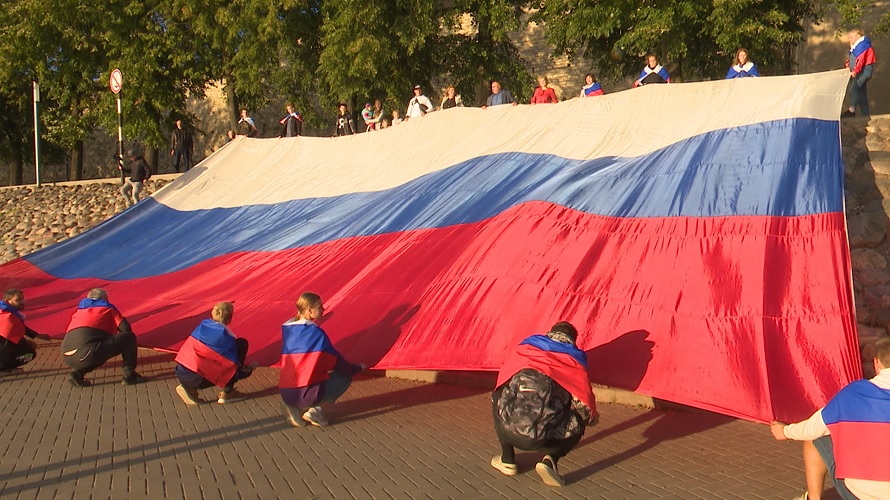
[0,347,815,499]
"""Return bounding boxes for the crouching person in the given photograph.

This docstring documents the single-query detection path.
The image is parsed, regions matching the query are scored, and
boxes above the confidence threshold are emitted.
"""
[491,321,598,487]
[279,292,365,427]
[173,302,254,405]
[0,289,50,372]
[61,288,146,387]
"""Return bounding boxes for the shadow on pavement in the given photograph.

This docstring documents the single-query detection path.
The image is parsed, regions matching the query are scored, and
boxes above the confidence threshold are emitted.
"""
[565,408,733,484]
[332,379,486,423]
[6,415,285,493]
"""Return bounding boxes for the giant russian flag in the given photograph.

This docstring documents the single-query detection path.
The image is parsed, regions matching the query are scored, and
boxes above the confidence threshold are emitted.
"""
[0,70,860,422]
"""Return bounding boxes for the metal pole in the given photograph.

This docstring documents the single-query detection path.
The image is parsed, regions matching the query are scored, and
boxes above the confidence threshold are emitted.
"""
[32,80,41,187]
[117,92,124,184]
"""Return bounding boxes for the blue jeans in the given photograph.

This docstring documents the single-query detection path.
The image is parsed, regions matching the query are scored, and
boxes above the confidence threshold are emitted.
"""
[849,65,873,116]
[320,371,353,404]
[812,436,857,500]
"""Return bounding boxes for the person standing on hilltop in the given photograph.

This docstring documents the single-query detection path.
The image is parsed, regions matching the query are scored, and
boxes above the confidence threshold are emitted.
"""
[843,28,876,118]
[237,109,258,137]
[279,103,303,137]
[170,119,194,173]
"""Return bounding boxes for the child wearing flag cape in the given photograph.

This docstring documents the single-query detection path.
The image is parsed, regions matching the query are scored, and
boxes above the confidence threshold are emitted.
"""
[174,302,255,405]
[490,321,599,487]
[279,292,365,427]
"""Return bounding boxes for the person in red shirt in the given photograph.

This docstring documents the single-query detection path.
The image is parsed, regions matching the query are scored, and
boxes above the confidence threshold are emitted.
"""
[530,76,558,104]
[843,28,877,117]
[0,289,50,372]
[60,288,146,387]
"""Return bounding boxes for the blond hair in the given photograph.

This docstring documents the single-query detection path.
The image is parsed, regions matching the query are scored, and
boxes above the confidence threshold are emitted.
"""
[211,301,234,325]
[538,75,549,86]
[296,292,322,319]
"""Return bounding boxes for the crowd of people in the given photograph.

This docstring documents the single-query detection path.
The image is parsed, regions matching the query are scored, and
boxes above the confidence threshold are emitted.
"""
[233,31,875,143]
[3,29,884,494]
[3,280,887,492]
[0,288,366,429]
[148,30,872,188]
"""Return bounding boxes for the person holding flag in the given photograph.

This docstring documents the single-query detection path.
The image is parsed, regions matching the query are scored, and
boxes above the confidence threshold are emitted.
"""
[725,48,760,79]
[0,289,49,372]
[60,288,146,387]
[279,103,303,137]
[580,73,604,97]
[843,28,877,118]
[173,302,255,405]
[634,53,670,87]
[490,321,598,487]
[279,292,365,428]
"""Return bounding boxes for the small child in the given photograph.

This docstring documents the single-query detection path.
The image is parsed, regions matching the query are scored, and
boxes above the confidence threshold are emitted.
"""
[391,109,403,126]
[173,302,255,405]
[279,292,365,427]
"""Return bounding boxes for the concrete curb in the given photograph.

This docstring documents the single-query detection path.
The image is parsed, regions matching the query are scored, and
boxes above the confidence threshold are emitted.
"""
[385,369,656,409]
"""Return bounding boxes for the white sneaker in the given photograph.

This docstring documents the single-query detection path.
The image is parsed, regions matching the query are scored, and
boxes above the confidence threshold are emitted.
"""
[535,455,565,487]
[490,455,518,476]
[302,406,329,427]
[175,384,203,405]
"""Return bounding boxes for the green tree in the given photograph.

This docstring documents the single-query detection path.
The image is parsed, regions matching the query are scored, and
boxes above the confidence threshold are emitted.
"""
[315,0,532,120]
[530,0,820,81]
[165,0,320,132]
[0,0,110,181]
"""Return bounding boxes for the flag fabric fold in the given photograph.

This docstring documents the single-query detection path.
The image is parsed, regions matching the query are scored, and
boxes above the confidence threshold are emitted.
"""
[0,70,859,422]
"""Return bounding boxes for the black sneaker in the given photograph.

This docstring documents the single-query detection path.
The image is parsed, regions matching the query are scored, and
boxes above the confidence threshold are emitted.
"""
[67,372,91,388]
[122,373,147,386]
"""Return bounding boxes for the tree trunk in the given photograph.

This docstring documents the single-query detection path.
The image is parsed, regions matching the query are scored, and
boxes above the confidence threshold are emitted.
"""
[13,152,23,186]
[475,15,491,106]
[68,141,83,181]
[144,146,159,174]
[224,76,239,131]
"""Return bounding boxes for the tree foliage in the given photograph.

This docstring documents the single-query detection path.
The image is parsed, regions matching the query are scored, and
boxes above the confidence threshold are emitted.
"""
[0,0,840,184]
[530,0,821,80]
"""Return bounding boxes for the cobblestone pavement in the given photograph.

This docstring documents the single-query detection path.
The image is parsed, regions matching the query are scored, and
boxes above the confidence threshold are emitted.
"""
[0,342,836,499]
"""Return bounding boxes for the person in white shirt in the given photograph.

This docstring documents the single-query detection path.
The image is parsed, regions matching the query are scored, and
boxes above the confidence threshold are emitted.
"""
[769,337,890,500]
[405,85,434,120]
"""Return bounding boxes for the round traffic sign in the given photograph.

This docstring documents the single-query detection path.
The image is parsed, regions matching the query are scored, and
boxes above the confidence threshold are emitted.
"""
[110,69,123,94]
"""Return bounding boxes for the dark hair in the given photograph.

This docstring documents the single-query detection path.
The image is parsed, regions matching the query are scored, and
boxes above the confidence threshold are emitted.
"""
[550,321,578,343]
[3,288,23,302]
[585,73,597,83]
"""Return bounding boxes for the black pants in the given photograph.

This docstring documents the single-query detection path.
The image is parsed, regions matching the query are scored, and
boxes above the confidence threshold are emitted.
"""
[177,338,249,392]
[0,338,36,371]
[491,386,583,465]
[62,329,138,377]
[173,149,191,172]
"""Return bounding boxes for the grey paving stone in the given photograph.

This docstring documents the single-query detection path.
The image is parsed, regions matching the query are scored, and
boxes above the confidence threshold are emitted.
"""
[0,344,811,499]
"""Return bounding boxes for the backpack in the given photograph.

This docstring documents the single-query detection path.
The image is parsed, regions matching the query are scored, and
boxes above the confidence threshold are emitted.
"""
[497,368,572,447]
